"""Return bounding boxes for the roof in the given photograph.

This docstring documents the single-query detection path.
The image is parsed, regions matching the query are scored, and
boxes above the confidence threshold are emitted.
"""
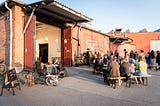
[0,0,25,14]
[154,29,160,32]
[139,28,148,33]
[0,0,92,27]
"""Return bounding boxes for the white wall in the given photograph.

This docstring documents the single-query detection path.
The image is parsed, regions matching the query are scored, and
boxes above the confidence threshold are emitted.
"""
[150,40,160,51]
[36,23,61,62]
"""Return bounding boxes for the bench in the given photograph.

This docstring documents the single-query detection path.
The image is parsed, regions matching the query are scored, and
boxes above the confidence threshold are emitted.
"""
[107,77,126,89]
[126,75,152,88]
[149,64,158,72]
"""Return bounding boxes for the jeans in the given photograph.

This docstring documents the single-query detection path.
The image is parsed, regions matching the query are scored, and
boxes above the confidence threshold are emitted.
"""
[133,71,141,76]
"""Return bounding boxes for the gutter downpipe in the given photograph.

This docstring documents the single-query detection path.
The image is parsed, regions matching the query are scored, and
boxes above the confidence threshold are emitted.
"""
[70,23,76,66]
[5,2,13,69]
[77,25,82,57]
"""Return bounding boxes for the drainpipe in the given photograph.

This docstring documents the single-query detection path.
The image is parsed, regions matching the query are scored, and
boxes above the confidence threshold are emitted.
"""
[5,2,12,69]
[70,23,76,66]
[77,25,82,57]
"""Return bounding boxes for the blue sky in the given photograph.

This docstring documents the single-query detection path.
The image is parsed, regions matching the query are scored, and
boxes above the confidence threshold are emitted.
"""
[0,0,160,33]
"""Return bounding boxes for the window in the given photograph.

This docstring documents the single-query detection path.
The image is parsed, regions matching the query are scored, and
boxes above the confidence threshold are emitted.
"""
[150,40,160,51]
[86,40,97,51]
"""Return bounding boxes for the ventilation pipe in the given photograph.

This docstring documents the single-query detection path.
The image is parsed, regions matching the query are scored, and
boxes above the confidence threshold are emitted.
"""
[22,8,35,35]
[5,2,13,69]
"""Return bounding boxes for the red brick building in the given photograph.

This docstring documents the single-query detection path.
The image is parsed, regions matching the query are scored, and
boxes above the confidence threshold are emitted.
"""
[0,0,110,70]
[110,31,160,57]
[126,32,160,55]
[1,0,159,71]
[65,26,109,66]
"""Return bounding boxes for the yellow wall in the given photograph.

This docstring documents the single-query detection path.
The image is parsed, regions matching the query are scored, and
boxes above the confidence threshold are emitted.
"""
[36,23,61,62]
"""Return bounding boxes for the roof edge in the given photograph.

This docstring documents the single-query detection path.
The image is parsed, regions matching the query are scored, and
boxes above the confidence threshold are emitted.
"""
[53,1,92,22]
[0,0,26,13]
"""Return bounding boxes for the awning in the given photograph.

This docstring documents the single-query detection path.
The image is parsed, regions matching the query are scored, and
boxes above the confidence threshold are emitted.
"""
[0,0,92,27]
[25,0,92,27]
[109,36,128,44]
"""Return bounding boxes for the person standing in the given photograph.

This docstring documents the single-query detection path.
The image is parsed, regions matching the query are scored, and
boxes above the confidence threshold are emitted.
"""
[156,50,160,70]
[86,48,92,67]
[133,51,138,61]
[114,50,119,62]
[124,49,128,58]
[139,50,145,58]
[149,50,155,67]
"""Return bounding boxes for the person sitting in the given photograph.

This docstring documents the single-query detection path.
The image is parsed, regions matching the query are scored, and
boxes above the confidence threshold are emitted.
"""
[120,58,131,81]
[35,60,47,75]
[108,56,122,86]
[134,56,148,76]
[133,56,148,84]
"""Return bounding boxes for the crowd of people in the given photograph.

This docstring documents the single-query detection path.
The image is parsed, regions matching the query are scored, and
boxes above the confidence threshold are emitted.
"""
[80,48,160,86]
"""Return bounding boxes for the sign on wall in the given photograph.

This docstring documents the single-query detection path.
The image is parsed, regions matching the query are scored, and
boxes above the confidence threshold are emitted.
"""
[150,40,160,51]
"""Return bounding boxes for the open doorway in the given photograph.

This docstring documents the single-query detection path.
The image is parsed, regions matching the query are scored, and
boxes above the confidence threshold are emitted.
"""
[39,44,48,63]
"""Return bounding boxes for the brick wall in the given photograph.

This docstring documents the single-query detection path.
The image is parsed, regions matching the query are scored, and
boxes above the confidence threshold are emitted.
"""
[12,5,24,67]
[0,11,10,66]
[0,5,24,68]
[126,32,160,55]
[71,26,109,64]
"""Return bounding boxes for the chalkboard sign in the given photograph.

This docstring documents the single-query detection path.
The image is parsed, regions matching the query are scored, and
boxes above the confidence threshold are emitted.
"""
[8,68,17,82]
[1,68,20,96]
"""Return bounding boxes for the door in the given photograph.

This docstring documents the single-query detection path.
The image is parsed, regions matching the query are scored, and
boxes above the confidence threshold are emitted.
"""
[24,15,36,69]
[62,28,72,66]
[39,44,48,63]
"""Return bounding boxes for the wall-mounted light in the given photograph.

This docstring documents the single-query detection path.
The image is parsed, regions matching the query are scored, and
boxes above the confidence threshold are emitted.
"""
[64,39,67,43]
[55,39,58,42]
[44,36,48,41]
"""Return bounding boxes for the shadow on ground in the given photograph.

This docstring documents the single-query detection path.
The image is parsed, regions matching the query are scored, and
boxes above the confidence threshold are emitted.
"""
[65,65,105,85]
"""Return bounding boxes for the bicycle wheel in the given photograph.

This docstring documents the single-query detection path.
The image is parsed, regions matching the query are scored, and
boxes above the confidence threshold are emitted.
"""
[46,77,58,86]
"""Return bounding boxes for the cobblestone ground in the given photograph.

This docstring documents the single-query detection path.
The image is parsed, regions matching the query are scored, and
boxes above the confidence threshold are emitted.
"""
[0,66,160,106]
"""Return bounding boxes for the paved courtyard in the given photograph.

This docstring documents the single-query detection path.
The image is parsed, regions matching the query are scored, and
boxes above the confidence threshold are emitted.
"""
[0,66,160,106]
